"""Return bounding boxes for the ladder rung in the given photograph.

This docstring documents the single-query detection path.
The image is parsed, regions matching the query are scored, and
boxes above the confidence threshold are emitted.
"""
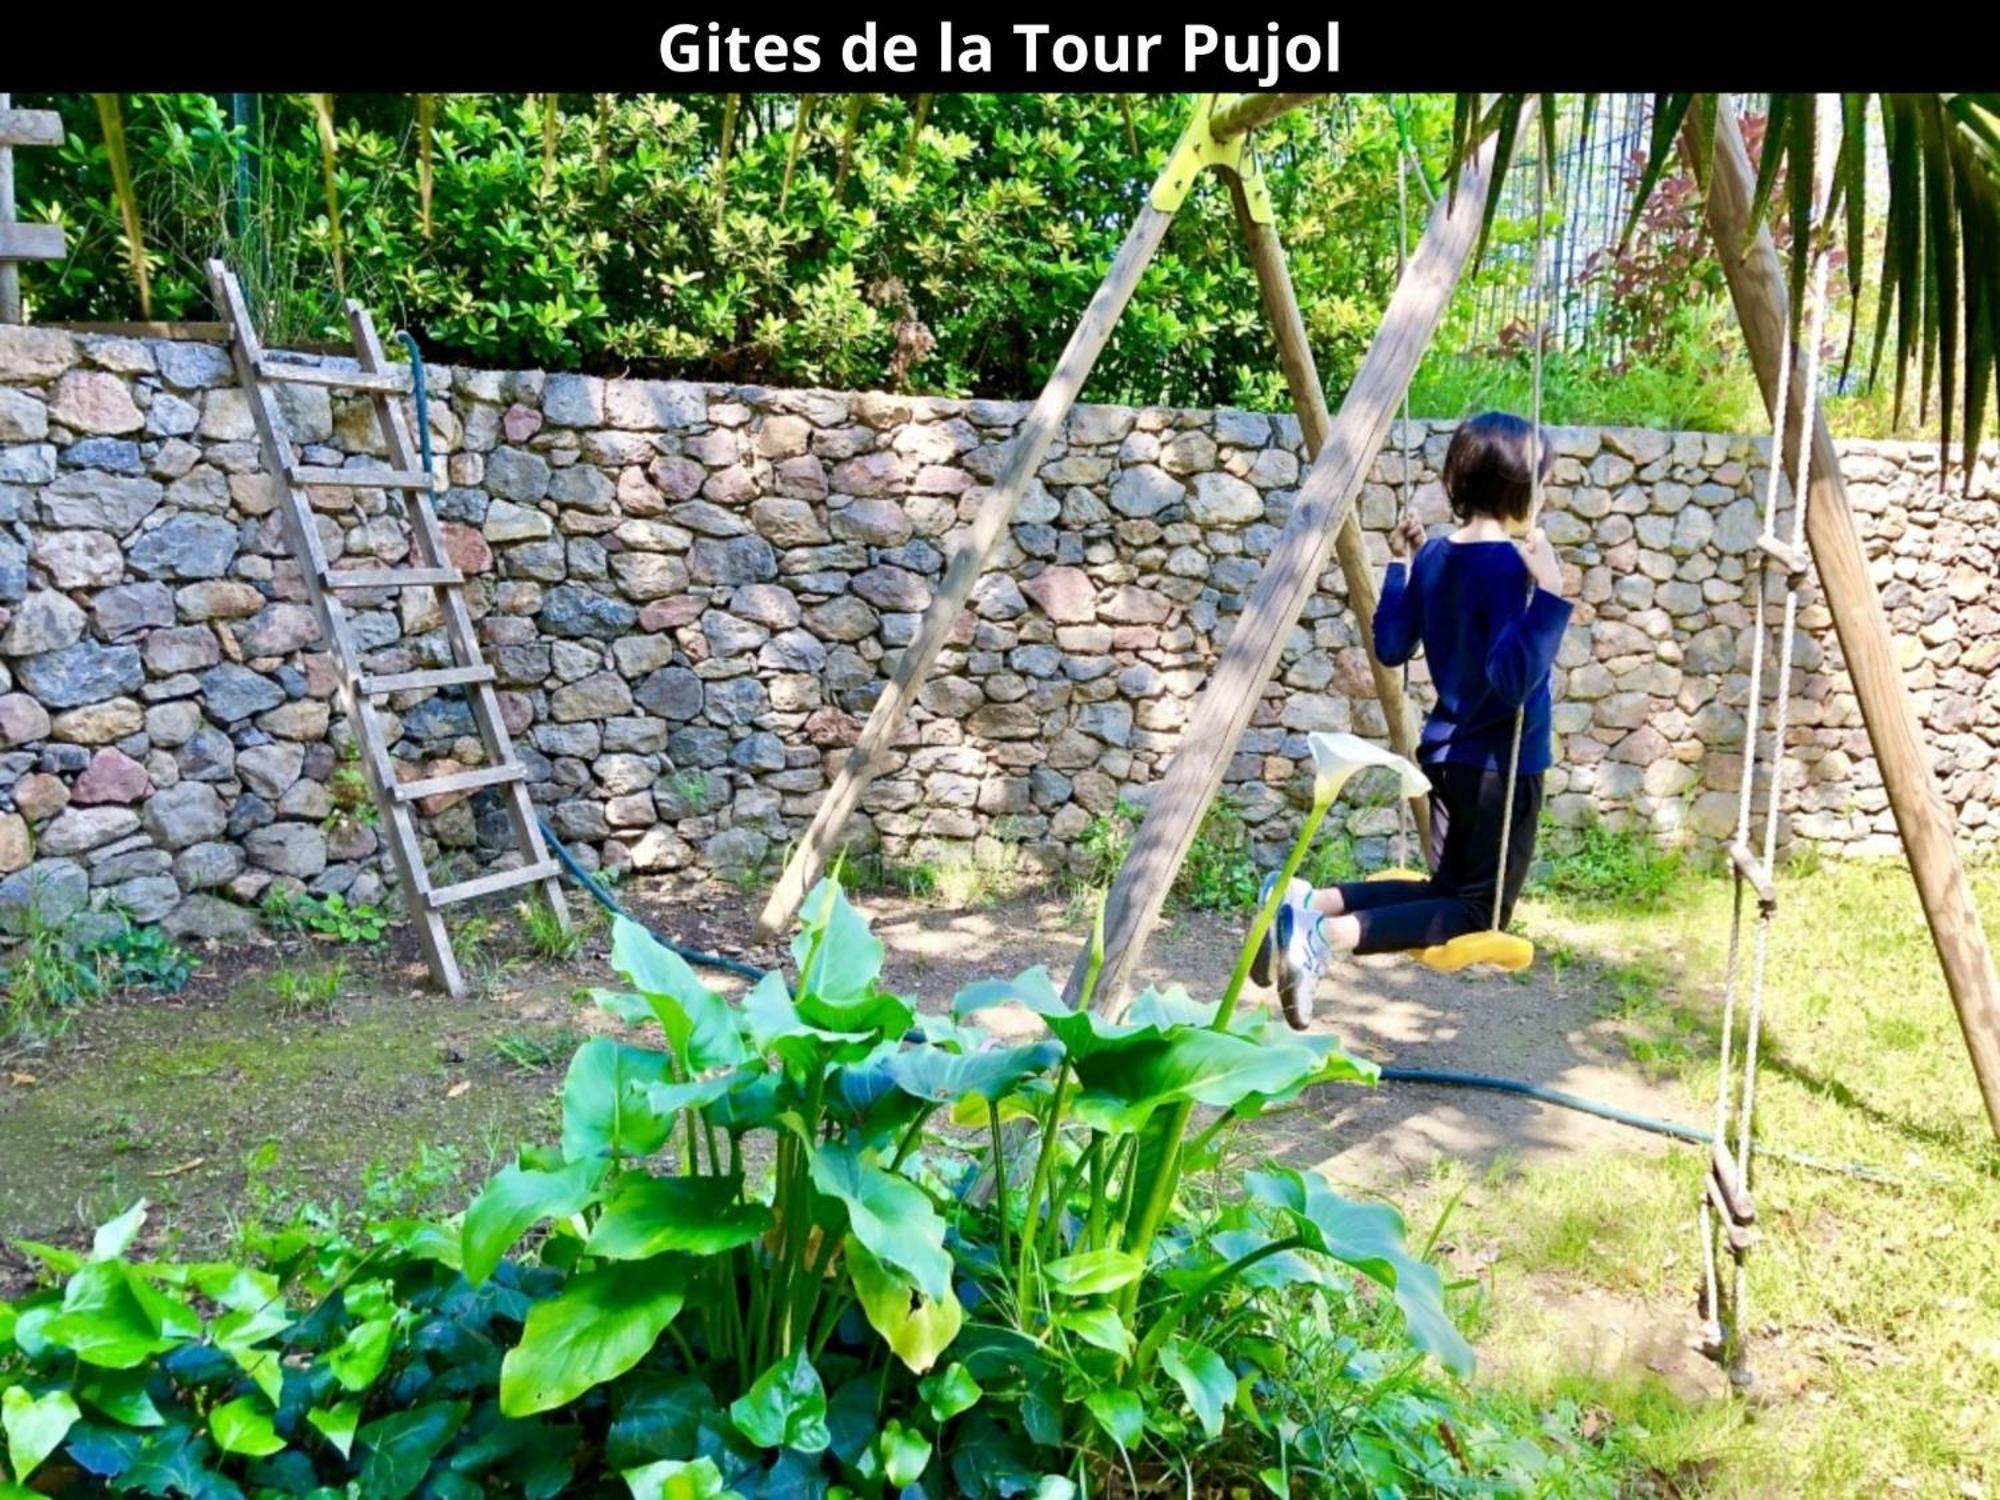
[0,108,65,148]
[425,858,560,909]
[323,566,464,591]
[395,762,524,804]
[1755,534,1809,579]
[257,355,411,395]
[0,223,66,262]
[290,463,437,491]
[1728,840,1776,908]
[360,664,496,696]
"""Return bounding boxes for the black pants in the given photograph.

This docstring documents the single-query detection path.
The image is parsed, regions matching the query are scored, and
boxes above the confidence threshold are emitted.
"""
[1332,762,1543,955]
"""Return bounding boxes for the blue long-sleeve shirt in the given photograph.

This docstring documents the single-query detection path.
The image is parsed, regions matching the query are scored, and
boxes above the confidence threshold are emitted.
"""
[1374,537,1574,774]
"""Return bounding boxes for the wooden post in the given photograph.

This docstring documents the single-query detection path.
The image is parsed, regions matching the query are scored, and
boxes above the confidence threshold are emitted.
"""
[1694,102,2000,1137]
[753,201,1180,940]
[1071,121,1506,1010]
[1226,175,1432,857]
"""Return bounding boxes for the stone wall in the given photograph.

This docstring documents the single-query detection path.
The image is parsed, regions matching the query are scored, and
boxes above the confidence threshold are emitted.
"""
[0,323,1995,939]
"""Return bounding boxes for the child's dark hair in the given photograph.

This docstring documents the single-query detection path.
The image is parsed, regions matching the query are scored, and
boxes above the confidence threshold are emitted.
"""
[1441,412,1554,524]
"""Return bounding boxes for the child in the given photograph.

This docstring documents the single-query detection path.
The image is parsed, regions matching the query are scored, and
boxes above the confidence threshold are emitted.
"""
[1257,411,1572,1028]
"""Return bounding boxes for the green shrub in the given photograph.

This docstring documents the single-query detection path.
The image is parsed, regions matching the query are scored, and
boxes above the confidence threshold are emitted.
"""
[2,913,196,1042]
[260,888,389,944]
[13,92,1448,408]
[1532,817,1684,910]
[1074,794,1262,913]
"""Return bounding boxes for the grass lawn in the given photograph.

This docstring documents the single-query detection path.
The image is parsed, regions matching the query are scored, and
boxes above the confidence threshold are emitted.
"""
[1446,855,2000,1498]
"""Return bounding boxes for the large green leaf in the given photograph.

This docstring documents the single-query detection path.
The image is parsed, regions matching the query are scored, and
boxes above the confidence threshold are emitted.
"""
[791,878,883,1009]
[1057,1306,1132,1358]
[326,1316,395,1393]
[1247,1167,1474,1376]
[884,1039,1060,1104]
[562,1039,673,1161]
[610,916,747,1072]
[743,971,879,1077]
[209,1396,285,1459]
[1043,1250,1145,1297]
[500,1259,687,1417]
[43,1262,198,1369]
[585,1173,773,1259]
[1069,1029,1329,1132]
[952,966,1143,1061]
[623,1455,737,1500]
[605,1373,722,1470]
[463,1158,603,1285]
[879,1420,932,1487]
[848,1238,963,1374]
[1082,1389,1143,1450]
[1159,1338,1236,1440]
[357,1401,469,1500]
[729,1348,831,1454]
[308,1401,360,1459]
[917,1363,982,1422]
[3,1387,80,1482]
[78,1368,164,1429]
[809,1139,951,1299]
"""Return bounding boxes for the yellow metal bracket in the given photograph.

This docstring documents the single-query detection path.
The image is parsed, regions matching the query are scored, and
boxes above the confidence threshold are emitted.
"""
[1148,94,1274,223]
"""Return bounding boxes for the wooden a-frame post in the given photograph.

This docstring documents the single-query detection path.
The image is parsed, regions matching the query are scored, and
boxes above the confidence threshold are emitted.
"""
[1072,112,1510,1008]
[1695,101,2000,1136]
[1224,173,1431,858]
[755,91,1436,941]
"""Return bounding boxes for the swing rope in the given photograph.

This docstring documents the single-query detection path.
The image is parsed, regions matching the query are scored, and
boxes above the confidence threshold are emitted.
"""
[1487,137,1550,935]
[1699,96,1833,1383]
[1392,104,1420,876]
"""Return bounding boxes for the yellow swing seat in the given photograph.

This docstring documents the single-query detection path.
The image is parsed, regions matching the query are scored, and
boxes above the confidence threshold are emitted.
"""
[1365,869,1536,974]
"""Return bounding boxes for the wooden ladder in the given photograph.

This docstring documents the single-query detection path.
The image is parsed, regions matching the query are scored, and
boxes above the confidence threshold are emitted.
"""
[207,259,569,997]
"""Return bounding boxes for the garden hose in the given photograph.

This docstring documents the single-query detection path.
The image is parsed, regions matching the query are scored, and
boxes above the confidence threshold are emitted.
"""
[539,817,767,983]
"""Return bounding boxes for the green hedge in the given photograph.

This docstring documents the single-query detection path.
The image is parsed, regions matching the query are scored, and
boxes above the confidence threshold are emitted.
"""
[13,93,1441,410]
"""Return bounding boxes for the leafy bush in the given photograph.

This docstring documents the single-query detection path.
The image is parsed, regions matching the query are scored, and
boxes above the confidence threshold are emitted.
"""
[0,871,1599,1497]
[1074,794,1262,912]
[2,914,196,1043]
[260,888,389,944]
[1531,817,1684,910]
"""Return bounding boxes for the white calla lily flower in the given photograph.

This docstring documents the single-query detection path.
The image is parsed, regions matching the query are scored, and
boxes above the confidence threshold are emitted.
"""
[1306,731,1431,809]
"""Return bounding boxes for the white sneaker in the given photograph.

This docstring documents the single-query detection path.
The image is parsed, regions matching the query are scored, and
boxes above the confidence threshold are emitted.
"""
[1251,873,1310,990]
[1276,895,1330,1029]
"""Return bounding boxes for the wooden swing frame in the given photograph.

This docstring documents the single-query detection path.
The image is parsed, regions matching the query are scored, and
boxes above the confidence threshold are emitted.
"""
[751,92,2000,1138]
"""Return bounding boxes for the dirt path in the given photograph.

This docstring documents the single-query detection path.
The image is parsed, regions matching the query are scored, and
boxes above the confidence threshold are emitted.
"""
[829,888,1691,1184]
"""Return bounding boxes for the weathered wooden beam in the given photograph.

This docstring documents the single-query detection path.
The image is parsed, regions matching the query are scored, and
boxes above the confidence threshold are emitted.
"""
[1209,92,1327,142]
[1071,117,1508,1010]
[753,200,1180,940]
[1226,174,1432,859]
[1694,102,2000,1138]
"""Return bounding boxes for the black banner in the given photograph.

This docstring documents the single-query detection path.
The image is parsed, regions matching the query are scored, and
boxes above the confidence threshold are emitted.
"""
[6,10,1992,91]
